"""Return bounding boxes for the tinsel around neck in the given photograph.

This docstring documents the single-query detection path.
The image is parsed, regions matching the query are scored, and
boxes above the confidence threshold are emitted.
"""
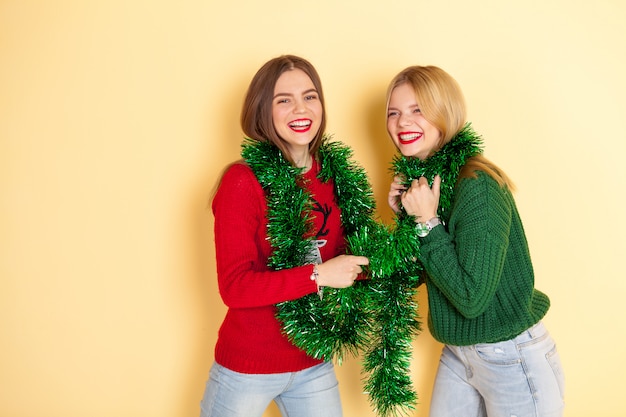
[240,134,378,360]
[392,122,484,220]
[241,135,376,270]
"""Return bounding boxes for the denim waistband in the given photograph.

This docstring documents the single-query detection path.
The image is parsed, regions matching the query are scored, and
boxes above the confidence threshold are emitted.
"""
[512,321,546,344]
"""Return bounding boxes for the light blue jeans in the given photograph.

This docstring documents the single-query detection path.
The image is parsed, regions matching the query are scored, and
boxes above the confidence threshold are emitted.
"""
[199,361,343,417]
[429,322,565,417]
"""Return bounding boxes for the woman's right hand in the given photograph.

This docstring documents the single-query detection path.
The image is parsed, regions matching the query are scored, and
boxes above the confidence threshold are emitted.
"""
[401,176,441,221]
[388,175,407,214]
[316,255,369,288]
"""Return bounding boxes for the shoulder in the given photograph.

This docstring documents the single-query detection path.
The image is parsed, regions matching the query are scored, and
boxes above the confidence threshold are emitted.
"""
[458,169,512,192]
[457,169,500,190]
[459,154,515,191]
[218,160,259,189]
[454,171,513,214]
[213,161,263,207]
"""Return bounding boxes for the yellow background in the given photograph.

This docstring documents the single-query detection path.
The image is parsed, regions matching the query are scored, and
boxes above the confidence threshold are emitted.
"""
[2,1,625,416]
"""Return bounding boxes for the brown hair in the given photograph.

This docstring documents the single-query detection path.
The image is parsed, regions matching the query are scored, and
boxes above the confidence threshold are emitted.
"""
[240,55,327,165]
[386,65,514,190]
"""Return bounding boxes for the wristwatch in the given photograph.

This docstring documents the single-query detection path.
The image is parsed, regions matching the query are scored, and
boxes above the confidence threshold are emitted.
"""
[415,217,443,238]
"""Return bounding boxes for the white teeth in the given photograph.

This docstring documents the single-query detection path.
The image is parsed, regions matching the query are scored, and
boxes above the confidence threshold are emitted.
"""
[290,120,311,127]
[399,133,420,140]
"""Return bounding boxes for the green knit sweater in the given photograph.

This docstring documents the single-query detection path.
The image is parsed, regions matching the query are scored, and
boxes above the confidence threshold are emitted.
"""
[418,170,550,346]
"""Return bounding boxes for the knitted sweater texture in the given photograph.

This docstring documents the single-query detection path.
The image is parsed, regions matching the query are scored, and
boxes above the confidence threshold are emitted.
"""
[211,159,344,373]
[419,171,550,346]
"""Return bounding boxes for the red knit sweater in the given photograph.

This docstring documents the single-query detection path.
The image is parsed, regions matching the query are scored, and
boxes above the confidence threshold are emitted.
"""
[211,159,345,373]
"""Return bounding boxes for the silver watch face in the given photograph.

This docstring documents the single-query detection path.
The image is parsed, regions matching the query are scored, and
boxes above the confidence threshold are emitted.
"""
[416,222,430,238]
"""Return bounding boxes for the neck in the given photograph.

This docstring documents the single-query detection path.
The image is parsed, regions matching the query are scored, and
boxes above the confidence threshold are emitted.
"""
[293,151,311,170]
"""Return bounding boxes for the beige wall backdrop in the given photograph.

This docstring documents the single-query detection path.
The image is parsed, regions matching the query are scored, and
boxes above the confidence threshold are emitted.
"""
[2,1,625,416]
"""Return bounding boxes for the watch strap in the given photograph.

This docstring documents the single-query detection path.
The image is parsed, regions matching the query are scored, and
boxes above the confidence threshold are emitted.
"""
[416,216,442,237]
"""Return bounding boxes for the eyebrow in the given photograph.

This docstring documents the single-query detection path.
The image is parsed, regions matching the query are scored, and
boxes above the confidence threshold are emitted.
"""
[388,103,420,111]
[273,88,318,99]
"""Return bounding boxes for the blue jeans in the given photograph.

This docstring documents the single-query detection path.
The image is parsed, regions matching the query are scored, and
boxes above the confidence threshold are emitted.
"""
[199,362,343,417]
[429,322,565,417]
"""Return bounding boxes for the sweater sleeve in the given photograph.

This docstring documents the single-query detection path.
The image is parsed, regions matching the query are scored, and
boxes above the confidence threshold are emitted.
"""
[419,172,513,319]
[212,163,317,308]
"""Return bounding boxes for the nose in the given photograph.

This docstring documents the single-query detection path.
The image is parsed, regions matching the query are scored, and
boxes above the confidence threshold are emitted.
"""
[398,113,412,126]
[293,98,306,114]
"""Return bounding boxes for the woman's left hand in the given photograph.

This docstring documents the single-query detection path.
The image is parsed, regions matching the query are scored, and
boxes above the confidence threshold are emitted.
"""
[401,175,441,222]
[388,175,407,214]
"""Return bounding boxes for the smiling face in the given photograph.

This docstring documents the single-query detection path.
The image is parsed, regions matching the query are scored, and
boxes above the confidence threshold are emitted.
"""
[387,82,442,160]
[272,68,323,159]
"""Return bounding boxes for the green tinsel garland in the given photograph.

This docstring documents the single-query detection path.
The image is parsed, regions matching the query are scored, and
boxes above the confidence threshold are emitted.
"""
[391,123,484,222]
[353,122,484,416]
[241,135,379,363]
[240,124,483,417]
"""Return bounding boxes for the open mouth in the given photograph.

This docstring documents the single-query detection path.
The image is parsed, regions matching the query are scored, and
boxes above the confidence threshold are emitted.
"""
[398,132,422,145]
[289,119,312,132]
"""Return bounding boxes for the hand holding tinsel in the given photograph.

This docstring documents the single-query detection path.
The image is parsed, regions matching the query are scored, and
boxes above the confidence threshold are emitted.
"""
[315,254,369,288]
[400,175,441,222]
[388,175,406,214]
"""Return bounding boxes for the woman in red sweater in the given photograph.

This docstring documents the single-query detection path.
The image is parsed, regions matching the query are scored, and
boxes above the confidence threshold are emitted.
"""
[199,55,369,417]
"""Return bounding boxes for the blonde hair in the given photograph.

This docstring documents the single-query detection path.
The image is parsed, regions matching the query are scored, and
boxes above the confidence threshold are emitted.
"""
[386,65,466,148]
[386,65,515,190]
[460,155,515,191]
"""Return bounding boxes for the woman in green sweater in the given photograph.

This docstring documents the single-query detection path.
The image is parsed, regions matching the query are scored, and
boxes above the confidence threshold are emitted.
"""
[386,65,565,417]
